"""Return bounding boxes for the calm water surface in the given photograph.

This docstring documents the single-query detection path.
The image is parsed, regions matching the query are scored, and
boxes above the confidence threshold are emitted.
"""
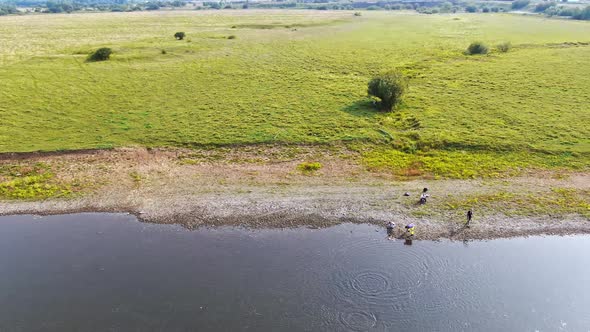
[0,213,589,331]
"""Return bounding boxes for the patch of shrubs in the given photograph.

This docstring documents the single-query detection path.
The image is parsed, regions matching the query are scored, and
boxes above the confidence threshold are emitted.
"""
[511,0,530,9]
[544,5,589,19]
[573,6,590,20]
[146,3,160,10]
[203,1,221,9]
[437,2,455,13]
[497,41,512,53]
[87,47,112,62]
[466,41,489,55]
[465,5,477,12]
[545,6,574,16]
[46,1,77,13]
[174,32,186,40]
[417,6,438,14]
[227,35,236,39]
[0,3,19,15]
[534,1,556,12]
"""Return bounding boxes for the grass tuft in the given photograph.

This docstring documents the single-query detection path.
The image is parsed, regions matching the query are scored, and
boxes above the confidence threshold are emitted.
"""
[297,162,323,173]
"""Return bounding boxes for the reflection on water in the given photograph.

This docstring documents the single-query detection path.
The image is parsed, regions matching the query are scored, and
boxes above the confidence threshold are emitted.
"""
[0,213,589,331]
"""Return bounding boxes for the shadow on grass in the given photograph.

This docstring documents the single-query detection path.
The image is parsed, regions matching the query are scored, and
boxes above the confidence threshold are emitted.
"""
[341,99,381,118]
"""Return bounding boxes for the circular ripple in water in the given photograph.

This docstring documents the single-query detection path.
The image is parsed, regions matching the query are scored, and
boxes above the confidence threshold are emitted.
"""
[350,272,391,297]
[338,311,377,331]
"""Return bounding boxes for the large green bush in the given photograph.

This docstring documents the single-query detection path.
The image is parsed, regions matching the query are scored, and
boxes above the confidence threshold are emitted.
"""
[367,70,408,112]
[466,41,489,55]
[87,47,112,62]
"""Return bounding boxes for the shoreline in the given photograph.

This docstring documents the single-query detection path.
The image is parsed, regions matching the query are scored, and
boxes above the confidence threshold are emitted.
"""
[2,189,589,241]
[2,206,590,241]
[1,147,588,240]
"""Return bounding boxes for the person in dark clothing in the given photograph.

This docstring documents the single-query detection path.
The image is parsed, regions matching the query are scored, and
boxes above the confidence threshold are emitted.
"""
[419,188,429,204]
[466,209,473,226]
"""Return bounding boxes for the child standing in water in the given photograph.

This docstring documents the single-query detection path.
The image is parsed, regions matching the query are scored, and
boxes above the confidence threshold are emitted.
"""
[466,209,473,226]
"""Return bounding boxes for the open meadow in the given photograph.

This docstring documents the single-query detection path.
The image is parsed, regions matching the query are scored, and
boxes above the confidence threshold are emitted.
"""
[1,11,590,177]
[1,10,590,176]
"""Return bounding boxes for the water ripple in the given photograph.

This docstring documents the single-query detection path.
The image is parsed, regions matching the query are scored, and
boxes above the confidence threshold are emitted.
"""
[338,311,377,331]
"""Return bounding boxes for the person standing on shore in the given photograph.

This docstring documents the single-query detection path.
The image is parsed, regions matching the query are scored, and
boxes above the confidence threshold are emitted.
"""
[466,209,473,226]
[405,223,415,237]
[419,188,429,204]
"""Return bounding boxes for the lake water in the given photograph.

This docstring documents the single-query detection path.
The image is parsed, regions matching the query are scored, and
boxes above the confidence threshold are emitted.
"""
[0,213,589,331]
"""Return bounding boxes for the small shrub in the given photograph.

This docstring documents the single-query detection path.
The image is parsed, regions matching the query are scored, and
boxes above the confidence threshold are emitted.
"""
[174,32,186,40]
[354,11,361,16]
[129,171,144,186]
[161,49,167,54]
[497,41,512,53]
[367,70,408,112]
[466,41,489,55]
[297,162,322,173]
[511,0,530,9]
[227,35,236,39]
[87,47,112,62]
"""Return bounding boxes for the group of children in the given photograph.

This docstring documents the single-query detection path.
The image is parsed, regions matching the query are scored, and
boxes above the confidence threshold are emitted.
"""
[386,188,474,239]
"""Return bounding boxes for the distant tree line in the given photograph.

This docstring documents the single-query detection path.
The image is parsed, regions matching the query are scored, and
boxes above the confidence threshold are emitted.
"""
[544,4,590,20]
[1,0,589,20]
[0,0,187,13]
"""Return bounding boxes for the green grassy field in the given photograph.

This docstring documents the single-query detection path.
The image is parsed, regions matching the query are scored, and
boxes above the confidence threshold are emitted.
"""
[1,10,589,178]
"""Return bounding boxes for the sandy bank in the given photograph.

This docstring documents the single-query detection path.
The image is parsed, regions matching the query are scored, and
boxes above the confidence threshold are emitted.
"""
[1,148,588,240]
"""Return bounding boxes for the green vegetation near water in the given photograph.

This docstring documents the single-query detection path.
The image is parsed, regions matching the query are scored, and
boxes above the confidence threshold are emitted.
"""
[0,163,72,199]
[1,11,589,178]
